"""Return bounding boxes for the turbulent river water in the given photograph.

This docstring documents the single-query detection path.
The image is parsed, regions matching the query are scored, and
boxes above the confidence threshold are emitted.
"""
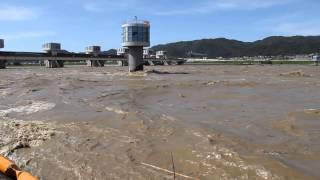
[0,65,319,180]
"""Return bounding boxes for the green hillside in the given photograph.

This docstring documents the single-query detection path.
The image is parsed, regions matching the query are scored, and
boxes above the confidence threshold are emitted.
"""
[152,36,320,58]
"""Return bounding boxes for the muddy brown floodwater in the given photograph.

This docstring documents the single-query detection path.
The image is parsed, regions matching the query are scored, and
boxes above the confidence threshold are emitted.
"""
[0,65,320,180]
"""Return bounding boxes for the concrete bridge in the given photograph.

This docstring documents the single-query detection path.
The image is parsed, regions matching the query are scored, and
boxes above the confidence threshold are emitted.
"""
[0,51,185,69]
[0,51,126,68]
[0,42,186,69]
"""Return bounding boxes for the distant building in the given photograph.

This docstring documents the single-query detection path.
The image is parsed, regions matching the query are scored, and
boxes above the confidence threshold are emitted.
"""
[143,48,155,58]
[295,55,309,60]
[156,51,167,59]
[312,55,320,61]
[187,51,207,59]
[117,47,129,56]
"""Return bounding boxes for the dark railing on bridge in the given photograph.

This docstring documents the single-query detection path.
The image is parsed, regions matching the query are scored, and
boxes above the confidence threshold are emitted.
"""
[0,51,125,61]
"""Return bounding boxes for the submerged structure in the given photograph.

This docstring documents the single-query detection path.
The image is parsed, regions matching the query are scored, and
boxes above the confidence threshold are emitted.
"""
[122,18,150,72]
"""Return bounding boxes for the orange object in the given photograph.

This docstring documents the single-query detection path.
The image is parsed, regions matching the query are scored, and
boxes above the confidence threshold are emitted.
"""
[0,156,15,175]
[16,171,39,180]
[0,155,38,180]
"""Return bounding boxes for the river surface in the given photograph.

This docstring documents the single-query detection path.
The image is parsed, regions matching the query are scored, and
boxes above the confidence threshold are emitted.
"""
[0,65,320,180]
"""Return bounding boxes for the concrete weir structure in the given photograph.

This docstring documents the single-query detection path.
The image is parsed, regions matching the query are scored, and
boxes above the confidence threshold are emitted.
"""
[0,39,5,69]
[43,43,64,68]
[122,18,150,72]
[85,46,104,67]
[0,24,185,69]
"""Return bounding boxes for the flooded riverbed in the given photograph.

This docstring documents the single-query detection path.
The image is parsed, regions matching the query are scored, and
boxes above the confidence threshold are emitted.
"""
[0,65,319,179]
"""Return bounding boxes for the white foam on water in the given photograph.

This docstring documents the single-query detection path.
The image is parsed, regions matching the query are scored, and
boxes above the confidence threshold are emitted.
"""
[304,108,320,115]
[0,118,56,155]
[187,130,280,179]
[232,78,247,81]
[256,168,273,179]
[0,101,56,117]
[105,106,128,115]
[304,108,320,111]
[161,114,176,121]
[0,88,10,97]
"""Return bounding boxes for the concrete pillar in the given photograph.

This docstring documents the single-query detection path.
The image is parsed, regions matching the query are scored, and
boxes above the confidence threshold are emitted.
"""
[163,61,170,66]
[118,60,128,66]
[0,39,4,68]
[147,60,155,66]
[40,61,45,66]
[128,46,144,72]
[0,61,6,69]
[85,46,103,67]
[45,60,64,68]
[86,60,105,67]
[42,43,64,68]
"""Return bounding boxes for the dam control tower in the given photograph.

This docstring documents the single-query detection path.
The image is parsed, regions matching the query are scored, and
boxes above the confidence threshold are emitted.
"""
[122,17,150,72]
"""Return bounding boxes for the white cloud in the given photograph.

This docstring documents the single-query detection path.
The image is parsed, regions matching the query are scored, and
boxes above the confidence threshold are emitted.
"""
[2,31,56,40]
[0,5,39,21]
[83,2,104,13]
[257,12,320,36]
[155,0,294,16]
[155,8,208,16]
[274,22,320,36]
[82,0,137,13]
[214,0,291,10]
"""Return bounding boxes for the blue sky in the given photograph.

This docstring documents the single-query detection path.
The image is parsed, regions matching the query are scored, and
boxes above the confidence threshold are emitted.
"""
[0,0,319,52]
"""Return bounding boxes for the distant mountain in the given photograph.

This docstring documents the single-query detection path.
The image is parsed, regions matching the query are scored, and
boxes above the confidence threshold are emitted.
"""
[101,49,117,55]
[152,36,320,58]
